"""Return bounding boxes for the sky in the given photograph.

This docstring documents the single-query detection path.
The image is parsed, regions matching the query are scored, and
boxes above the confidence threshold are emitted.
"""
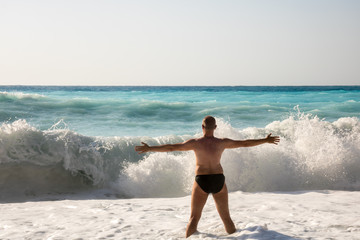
[1,0,359,86]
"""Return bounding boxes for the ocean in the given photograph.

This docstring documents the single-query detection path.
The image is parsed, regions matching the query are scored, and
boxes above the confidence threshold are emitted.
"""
[1,86,360,200]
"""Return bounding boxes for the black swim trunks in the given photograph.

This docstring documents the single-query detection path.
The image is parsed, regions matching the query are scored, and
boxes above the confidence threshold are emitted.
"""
[195,174,225,194]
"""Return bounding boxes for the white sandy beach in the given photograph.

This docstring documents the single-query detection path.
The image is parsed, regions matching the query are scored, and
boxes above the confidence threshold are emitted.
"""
[1,190,359,240]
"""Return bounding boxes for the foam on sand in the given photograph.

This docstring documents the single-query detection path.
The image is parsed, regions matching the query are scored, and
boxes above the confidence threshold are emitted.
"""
[0,191,359,239]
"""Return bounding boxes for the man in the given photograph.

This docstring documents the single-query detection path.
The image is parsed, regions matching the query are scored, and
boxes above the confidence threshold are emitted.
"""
[135,116,280,238]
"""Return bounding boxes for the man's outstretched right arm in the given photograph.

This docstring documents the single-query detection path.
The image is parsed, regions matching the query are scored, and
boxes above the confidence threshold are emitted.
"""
[222,134,280,149]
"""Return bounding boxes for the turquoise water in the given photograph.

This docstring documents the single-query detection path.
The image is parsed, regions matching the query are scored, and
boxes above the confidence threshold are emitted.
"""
[1,86,359,137]
[1,86,360,198]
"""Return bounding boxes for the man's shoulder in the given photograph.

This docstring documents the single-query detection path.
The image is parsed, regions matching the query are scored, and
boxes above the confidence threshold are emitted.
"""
[183,138,198,144]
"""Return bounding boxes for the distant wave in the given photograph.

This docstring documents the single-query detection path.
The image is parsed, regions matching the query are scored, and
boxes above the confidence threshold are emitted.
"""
[0,91,45,101]
[1,113,359,199]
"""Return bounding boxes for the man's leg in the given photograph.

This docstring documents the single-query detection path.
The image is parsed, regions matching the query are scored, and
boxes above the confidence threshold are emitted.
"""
[186,181,209,238]
[212,183,236,234]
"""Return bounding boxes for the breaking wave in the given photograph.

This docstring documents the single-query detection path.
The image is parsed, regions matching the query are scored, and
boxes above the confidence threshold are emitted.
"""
[1,112,360,199]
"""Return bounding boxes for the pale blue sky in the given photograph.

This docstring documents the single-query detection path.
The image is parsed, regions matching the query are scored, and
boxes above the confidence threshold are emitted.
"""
[1,0,359,86]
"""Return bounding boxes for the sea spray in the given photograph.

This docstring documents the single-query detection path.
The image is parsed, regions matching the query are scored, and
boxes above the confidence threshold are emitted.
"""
[222,110,360,192]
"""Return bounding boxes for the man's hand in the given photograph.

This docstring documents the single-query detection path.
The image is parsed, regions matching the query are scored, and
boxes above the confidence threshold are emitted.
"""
[266,133,280,145]
[135,142,150,154]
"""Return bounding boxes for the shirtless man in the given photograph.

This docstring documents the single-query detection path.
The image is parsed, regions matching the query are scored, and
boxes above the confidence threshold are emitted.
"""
[135,116,280,238]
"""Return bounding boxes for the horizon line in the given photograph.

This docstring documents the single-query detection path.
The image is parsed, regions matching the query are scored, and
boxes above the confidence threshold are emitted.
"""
[1,84,359,87]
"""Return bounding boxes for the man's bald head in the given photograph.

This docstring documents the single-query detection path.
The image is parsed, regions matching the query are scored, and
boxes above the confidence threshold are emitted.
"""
[202,116,217,130]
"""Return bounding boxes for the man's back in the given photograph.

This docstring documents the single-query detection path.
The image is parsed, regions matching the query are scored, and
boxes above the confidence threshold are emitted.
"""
[192,136,225,175]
